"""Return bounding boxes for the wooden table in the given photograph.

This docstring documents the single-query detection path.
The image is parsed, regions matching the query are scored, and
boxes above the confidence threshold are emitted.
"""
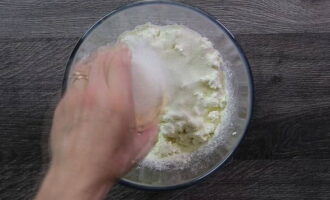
[1,0,329,199]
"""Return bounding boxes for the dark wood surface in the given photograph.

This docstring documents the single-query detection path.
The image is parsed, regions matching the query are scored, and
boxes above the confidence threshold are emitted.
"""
[1,0,329,199]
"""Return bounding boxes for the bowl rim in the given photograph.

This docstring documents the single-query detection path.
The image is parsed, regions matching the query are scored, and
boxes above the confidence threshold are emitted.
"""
[62,0,254,191]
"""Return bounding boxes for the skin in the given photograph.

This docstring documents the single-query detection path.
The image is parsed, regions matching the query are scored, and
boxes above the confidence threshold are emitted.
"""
[35,44,158,200]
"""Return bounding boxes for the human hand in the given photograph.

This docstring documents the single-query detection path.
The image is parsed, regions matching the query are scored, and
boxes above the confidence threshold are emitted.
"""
[35,44,158,200]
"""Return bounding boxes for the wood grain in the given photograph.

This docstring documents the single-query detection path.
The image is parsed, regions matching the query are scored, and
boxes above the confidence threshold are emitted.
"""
[1,160,329,199]
[0,0,329,39]
[107,160,330,200]
[1,0,330,199]
[235,33,330,160]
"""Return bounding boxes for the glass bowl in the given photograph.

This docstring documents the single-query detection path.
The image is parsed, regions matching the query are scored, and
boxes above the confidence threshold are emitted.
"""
[63,0,253,190]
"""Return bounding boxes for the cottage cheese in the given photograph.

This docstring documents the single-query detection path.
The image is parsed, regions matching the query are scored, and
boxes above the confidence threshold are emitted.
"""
[119,23,227,160]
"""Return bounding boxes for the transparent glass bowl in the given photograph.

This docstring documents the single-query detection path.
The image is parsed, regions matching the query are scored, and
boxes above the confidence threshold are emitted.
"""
[63,1,253,190]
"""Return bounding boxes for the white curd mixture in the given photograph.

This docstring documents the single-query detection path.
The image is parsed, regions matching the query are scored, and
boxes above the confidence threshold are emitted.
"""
[118,23,227,168]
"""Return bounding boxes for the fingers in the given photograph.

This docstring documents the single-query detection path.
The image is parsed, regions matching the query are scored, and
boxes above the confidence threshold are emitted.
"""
[68,57,93,93]
[86,47,114,93]
[93,44,158,164]
[85,44,133,108]
[105,45,133,112]
[132,122,159,163]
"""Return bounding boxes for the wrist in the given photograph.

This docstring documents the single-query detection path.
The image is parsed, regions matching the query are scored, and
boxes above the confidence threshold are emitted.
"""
[35,166,114,200]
